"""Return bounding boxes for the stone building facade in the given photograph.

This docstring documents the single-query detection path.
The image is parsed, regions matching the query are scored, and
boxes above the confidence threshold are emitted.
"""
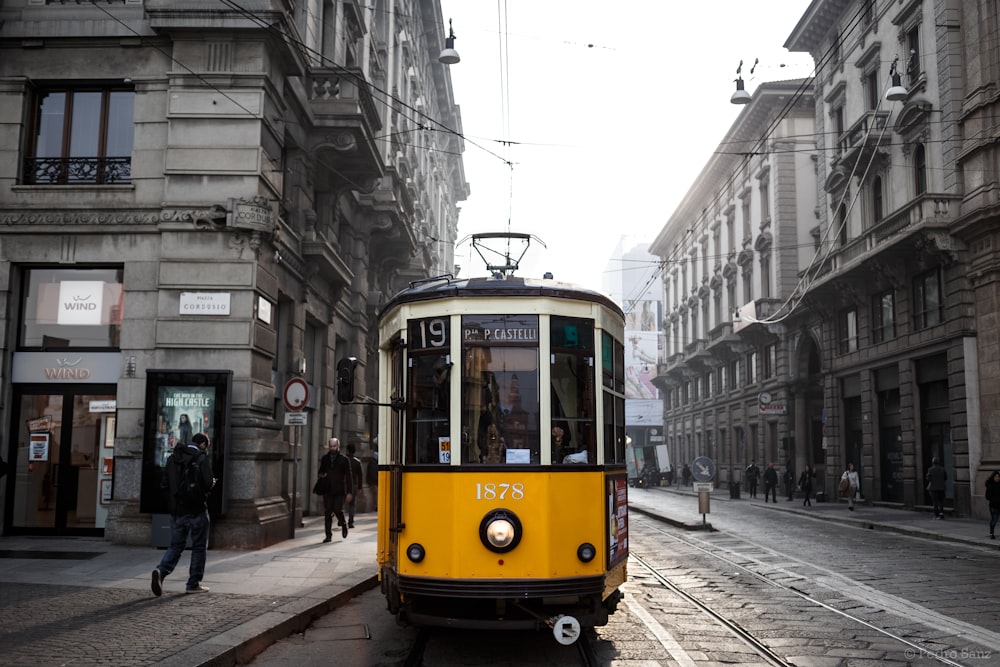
[654,0,1000,518]
[0,0,467,547]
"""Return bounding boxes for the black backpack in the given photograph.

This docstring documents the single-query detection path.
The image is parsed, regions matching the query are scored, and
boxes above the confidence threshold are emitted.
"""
[174,453,205,512]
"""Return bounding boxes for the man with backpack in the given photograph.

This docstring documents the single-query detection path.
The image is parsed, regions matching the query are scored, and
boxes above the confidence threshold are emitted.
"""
[151,432,215,596]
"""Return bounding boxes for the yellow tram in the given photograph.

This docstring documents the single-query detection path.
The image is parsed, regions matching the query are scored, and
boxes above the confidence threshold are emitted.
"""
[344,267,628,644]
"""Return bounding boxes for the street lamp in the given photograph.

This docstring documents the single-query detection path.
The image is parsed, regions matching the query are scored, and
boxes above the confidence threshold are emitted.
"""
[438,19,460,65]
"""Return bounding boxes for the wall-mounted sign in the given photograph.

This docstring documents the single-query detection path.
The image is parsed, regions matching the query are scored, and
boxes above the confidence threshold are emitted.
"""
[257,295,273,324]
[12,352,121,384]
[759,403,788,415]
[229,197,276,233]
[90,400,117,413]
[180,292,231,316]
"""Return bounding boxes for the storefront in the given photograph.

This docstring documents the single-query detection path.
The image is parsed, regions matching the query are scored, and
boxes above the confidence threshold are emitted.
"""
[3,267,123,536]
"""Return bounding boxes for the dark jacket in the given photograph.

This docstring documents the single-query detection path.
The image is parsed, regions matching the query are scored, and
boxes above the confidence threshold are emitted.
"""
[348,455,363,491]
[798,469,814,493]
[763,467,778,487]
[319,451,354,497]
[986,474,1000,509]
[167,443,214,516]
[926,463,947,492]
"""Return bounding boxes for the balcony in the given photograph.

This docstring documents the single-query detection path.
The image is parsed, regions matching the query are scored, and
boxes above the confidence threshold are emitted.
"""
[834,110,890,169]
[23,157,131,185]
[303,68,384,192]
[807,193,961,299]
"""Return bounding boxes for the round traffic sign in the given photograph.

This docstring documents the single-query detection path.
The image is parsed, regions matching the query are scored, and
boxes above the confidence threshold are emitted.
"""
[691,456,716,483]
[283,377,309,411]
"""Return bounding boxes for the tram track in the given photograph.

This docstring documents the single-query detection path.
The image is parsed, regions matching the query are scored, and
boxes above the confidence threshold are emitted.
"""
[629,514,987,666]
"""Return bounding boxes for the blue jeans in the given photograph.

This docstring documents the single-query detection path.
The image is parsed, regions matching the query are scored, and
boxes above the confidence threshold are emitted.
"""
[157,511,209,590]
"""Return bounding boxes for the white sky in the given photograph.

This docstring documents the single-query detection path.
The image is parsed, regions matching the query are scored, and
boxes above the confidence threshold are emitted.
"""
[437,1,816,293]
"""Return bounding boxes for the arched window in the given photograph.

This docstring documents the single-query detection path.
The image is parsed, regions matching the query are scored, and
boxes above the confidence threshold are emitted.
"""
[914,144,927,195]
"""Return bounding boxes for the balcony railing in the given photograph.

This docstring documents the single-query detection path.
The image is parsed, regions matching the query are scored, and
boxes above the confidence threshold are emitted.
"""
[818,193,961,278]
[835,110,889,163]
[23,157,131,185]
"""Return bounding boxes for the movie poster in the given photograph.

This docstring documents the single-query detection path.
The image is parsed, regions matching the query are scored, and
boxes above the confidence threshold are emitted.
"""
[153,386,215,466]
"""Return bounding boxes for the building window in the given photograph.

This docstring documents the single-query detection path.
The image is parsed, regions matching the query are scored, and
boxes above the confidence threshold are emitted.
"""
[728,358,740,390]
[741,196,752,242]
[906,26,921,82]
[872,290,896,343]
[871,176,883,224]
[26,86,134,185]
[726,213,735,254]
[866,70,880,110]
[727,282,736,320]
[742,267,752,304]
[913,268,943,329]
[760,254,771,298]
[838,307,859,353]
[837,203,849,245]
[716,365,726,393]
[759,181,770,223]
[20,267,124,349]
[746,350,757,384]
[914,143,927,195]
[832,105,844,141]
[763,343,777,379]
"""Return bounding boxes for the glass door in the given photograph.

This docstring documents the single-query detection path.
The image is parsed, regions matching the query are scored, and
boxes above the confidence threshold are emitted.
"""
[8,387,116,534]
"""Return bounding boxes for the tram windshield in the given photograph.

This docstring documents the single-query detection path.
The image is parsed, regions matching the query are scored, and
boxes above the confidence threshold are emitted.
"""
[461,315,540,464]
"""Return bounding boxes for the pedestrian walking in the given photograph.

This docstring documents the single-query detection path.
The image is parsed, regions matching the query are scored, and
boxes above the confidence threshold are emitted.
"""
[798,465,815,506]
[682,463,692,487]
[345,443,363,528]
[762,462,778,503]
[840,462,860,511]
[745,461,760,498]
[151,432,215,596]
[319,437,354,542]
[986,470,1000,539]
[783,463,795,501]
[926,457,947,519]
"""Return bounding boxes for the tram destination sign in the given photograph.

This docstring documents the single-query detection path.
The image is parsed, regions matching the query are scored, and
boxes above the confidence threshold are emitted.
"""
[462,314,539,344]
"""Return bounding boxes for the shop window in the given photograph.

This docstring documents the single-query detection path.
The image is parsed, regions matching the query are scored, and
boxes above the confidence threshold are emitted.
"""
[25,85,134,185]
[20,267,124,349]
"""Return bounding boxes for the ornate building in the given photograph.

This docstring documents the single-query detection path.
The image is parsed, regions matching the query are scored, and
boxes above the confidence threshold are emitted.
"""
[655,0,1000,518]
[0,0,467,547]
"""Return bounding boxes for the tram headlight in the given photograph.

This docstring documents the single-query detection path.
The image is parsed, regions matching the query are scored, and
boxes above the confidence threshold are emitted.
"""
[577,542,596,563]
[406,543,425,563]
[479,509,523,553]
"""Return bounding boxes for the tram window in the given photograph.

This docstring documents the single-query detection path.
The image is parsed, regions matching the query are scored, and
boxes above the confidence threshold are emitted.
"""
[601,332,625,393]
[604,393,626,463]
[407,353,451,464]
[551,316,595,465]
[461,315,540,465]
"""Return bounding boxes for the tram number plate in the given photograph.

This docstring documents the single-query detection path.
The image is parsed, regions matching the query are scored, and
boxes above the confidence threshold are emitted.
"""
[475,482,525,500]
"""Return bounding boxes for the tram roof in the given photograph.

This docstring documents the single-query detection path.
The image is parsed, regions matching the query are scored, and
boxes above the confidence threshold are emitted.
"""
[380,274,624,318]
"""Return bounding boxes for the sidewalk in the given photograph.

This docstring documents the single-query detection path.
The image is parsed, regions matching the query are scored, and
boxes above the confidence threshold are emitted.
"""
[632,483,996,549]
[0,488,994,666]
[0,512,378,667]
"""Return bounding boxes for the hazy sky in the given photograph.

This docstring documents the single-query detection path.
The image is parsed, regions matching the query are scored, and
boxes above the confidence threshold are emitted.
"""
[437,1,815,292]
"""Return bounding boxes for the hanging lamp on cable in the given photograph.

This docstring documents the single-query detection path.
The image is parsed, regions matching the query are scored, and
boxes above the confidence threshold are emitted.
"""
[731,59,756,105]
[885,56,908,101]
[439,19,460,65]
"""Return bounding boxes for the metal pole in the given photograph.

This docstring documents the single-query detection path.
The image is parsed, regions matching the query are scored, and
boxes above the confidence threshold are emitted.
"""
[290,424,299,538]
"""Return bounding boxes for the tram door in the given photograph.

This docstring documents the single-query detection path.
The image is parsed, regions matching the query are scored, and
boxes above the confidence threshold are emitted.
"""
[8,387,116,534]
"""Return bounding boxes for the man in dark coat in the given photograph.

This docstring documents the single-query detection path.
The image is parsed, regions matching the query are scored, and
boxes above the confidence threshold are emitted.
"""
[345,443,363,528]
[763,462,779,503]
[319,437,354,542]
[152,432,215,596]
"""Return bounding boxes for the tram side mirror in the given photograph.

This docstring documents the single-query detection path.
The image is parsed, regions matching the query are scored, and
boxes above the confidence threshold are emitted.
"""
[336,356,358,404]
